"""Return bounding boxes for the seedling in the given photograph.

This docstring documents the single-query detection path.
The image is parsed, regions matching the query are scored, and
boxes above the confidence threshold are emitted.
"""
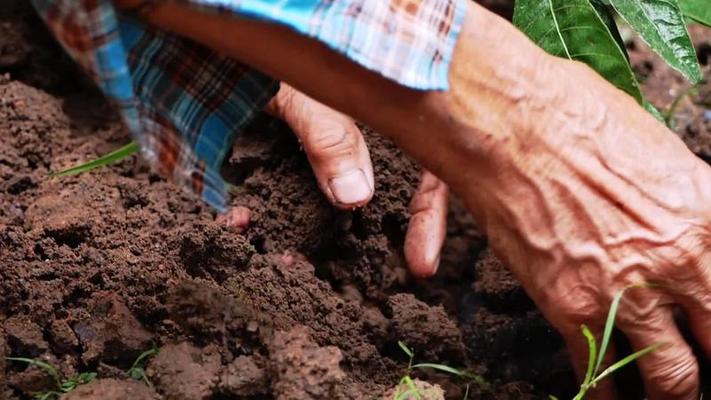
[51,141,139,177]
[664,83,704,128]
[547,286,664,400]
[126,347,160,387]
[392,341,487,400]
[5,357,96,400]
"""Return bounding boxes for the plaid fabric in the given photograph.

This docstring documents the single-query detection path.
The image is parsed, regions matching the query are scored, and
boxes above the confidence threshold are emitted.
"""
[31,0,467,211]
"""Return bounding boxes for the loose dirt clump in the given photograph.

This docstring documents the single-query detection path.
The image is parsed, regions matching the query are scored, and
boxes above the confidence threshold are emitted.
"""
[73,293,153,366]
[61,378,159,400]
[147,342,222,400]
[218,355,270,397]
[383,378,445,400]
[1,1,710,399]
[268,326,347,400]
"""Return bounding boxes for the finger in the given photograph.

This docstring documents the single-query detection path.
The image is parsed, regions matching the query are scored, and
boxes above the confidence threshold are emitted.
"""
[216,206,251,233]
[680,300,711,361]
[268,84,374,209]
[404,171,448,278]
[562,325,617,400]
[622,306,699,400]
[674,251,711,358]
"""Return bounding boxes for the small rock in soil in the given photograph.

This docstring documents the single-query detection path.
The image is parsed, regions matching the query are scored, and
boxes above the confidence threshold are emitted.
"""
[218,355,269,397]
[49,319,79,354]
[387,294,465,363]
[60,378,159,400]
[147,342,221,400]
[176,223,255,282]
[6,359,57,394]
[25,192,98,248]
[3,315,48,357]
[268,325,346,400]
[73,293,153,366]
[382,378,445,400]
[166,280,255,343]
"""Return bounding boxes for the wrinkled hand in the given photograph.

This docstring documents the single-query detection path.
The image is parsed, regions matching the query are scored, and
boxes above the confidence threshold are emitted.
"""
[453,58,711,400]
[218,83,449,276]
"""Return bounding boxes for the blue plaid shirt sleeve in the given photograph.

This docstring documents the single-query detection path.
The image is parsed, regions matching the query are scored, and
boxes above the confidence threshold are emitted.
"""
[31,0,467,212]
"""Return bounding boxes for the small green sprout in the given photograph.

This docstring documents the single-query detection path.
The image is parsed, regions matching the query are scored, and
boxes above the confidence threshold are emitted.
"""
[51,141,139,177]
[126,347,160,387]
[663,82,705,128]
[5,357,96,400]
[570,286,664,400]
[393,341,487,400]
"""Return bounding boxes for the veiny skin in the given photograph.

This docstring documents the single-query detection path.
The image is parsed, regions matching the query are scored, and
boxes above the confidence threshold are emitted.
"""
[115,0,711,398]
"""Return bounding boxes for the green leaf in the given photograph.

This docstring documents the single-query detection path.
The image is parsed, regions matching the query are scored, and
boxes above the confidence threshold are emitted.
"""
[129,367,145,380]
[607,0,702,83]
[36,392,57,400]
[60,381,76,393]
[645,101,666,123]
[514,0,644,103]
[590,0,630,59]
[51,141,139,177]
[398,341,414,359]
[76,372,97,384]
[412,363,465,376]
[679,0,711,26]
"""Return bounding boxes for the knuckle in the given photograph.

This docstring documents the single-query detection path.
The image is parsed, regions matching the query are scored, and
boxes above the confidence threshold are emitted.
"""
[304,123,356,160]
[554,286,601,327]
[648,353,698,398]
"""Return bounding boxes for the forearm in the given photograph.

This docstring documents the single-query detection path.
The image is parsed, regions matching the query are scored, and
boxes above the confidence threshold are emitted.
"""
[131,0,710,238]
[130,2,551,205]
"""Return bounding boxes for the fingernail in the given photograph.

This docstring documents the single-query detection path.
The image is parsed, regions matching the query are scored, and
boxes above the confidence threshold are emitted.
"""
[217,206,251,233]
[431,254,441,275]
[329,169,372,206]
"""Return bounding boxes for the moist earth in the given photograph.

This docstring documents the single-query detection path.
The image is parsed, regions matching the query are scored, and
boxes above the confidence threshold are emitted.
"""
[1,1,710,399]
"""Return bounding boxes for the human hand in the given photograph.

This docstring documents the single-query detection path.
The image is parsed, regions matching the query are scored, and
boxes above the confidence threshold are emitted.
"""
[218,83,449,276]
[453,57,711,399]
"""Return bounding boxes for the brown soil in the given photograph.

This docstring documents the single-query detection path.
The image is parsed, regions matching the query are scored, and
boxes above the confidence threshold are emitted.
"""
[1,1,709,399]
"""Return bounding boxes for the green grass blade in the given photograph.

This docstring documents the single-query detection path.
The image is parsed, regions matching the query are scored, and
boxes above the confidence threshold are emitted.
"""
[6,358,60,379]
[130,347,160,371]
[412,363,465,377]
[580,325,598,387]
[594,288,628,376]
[592,342,664,385]
[398,341,414,359]
[608,0,702,83]
[51,141,139,177]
